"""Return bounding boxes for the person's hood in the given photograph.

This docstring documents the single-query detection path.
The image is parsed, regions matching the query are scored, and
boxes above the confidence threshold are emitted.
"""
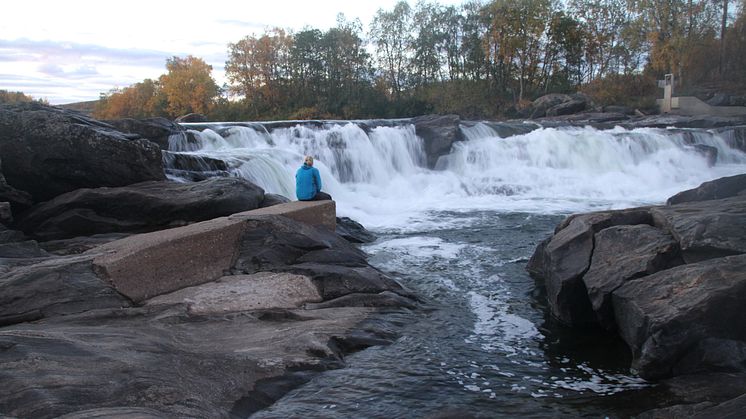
[301,164,312,170]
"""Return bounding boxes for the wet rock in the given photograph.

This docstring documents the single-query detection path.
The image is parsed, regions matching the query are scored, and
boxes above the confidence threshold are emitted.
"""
[666,173,746,205]
[0,103,165,203]
[583,225,682,329]
[546,99,587,116]
[412,114,464,169]
[0,201,11,225]
[0,156,33,213]
[612,254,746,379]
[105,117,186,150]
[603,105,634,115]
[18,178,265,241]
[530,93,574,118]
[336,216,376,243]
[528,208,652,325]
[651,196,746,263]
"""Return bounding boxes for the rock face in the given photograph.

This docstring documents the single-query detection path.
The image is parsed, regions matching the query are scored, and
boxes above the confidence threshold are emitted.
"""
[528,174,746,383]
[105,117,186,150]
[18,178,266,241]
[0,103,165,204]
[0,201,415,418]
[412,114,464,168]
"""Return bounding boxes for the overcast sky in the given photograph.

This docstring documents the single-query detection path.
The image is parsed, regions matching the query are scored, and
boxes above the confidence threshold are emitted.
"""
[1,0,461,104]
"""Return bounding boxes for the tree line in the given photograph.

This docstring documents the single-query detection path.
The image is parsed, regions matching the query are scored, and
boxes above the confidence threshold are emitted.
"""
[93,0,746,121]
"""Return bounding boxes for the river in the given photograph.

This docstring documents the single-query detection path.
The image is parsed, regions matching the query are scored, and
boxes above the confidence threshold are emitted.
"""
[167,120,746,418]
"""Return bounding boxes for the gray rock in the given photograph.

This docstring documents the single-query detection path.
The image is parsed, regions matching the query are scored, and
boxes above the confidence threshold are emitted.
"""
[612,254,746,379]
[603,105,634,115]
[412,114,464,169]
[546,99,586,117]
[259,193,291,208]
[530,93,573,118]
[336,216,376,243]
[0,256,131,327]
[528,208,652,325]
[0,103,165,203]
[583,225,682,329]
[667,173,746,205]
[651,196,746,263]
[105,117,186,150]
[0,201,11,225]
[18,178,265,241]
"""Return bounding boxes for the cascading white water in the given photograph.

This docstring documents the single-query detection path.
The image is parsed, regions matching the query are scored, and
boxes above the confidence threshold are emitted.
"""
[166,121,746,229]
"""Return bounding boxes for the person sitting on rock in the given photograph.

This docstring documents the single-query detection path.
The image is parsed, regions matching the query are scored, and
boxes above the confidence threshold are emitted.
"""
[295,155,332,201]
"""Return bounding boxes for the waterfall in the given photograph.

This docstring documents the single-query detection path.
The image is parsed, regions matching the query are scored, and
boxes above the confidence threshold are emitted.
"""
[165,120,746,229]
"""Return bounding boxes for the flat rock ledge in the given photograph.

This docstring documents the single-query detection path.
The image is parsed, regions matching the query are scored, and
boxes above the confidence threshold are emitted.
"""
[0,201,415,418]
[527,174,746,414]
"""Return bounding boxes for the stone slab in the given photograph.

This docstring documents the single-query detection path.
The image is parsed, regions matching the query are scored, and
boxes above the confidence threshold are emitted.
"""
[235,200,336,230]
[146,272,322,314]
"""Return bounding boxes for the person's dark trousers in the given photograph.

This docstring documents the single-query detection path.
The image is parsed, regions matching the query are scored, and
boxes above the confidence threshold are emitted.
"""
[311,192,332,201]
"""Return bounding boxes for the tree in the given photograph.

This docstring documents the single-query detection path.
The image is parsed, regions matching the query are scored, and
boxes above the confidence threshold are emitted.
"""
[0,90,47,104]
[159,55,219,118]
[369,1,414,98]
[93,79,166,119]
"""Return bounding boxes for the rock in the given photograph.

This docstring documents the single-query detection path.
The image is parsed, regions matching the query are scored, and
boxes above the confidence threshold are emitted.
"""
[0,255,131,327]
[0,156,34,214]
[175,113,208,123]
[305,290,417,310]
[583,225,682,329]
[666,173,746,205]
[162,151,229,172]
[412,114,464,169]
[259,193,290,208]
[689,144,718,166]
[462,120,540,138]
[0,103,165,203]
[0,201,11,225]
[336,216,376,243]
[0,239,49,259]
[651,196,746,263]
[244,200,336,231]
[529,208,652,325]
[713,125,746,153]
[146,272,323,314]
[546,99,586,117]
[530,93,573,118]
[707,93,731,106]
[603,105,634,115]
[105,117,186,150]
[612,254,746,379]
[18,178,265,241]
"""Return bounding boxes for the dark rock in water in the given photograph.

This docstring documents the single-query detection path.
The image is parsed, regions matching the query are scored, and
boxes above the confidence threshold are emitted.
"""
[259,193,291,208]
[461,120,540,138]
[175,113,208,123]
[162,151,229,171]
[621,114,746,130]
[0,239,49,259]
[667,173,746,205]
[713,125,746,153]
[0,103,165,203]
[635,372,746,418]
[105,117,186,150]
[583,225,682,329]
[612,254,746,379]
[707,93,732,106]
[18,178,265,241]
[0,201,11,225]
[689,144,718,166]
[412,114,464,169]
[336,216,376,243]
[651,196,746,263]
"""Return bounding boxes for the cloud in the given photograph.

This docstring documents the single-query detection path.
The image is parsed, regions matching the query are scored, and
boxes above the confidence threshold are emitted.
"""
[38,63,65,76]
[0,38,177,68]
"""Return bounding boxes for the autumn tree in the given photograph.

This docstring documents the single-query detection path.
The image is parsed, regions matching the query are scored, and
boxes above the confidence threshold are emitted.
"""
[369,1,414,98]
[159,55,219,118]
[93,79,166,119]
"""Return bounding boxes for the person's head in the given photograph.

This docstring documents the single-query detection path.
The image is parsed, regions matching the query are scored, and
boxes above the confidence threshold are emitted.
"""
[304,155,314,166]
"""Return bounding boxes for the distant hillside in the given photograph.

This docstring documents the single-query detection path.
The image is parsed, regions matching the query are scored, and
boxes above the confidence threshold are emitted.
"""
[58,100,99,116]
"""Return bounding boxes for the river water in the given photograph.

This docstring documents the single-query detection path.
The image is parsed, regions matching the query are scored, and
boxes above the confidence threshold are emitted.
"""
[168,121,746,418]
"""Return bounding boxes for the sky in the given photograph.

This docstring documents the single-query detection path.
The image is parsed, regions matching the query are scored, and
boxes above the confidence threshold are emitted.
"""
[1,0,462,105]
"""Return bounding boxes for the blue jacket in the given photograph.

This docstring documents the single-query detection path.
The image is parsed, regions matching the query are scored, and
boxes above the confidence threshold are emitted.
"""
[296,164,322,200]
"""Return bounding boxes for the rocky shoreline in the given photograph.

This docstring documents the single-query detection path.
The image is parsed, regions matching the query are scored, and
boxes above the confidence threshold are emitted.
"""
[527,174,746,417]
[0,103,418,418]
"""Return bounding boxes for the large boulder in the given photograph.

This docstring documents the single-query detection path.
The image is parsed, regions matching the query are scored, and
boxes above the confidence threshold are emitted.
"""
[583,224,681,329]
[527,208,652,325]
[546,99,587,117]
[612,254,746,379]
[0,103,165,203]
[0,156,33,213]
[666,173,746,205]
[651,196,746,263]
[18,178,265,241]
[105,117,186,150]
[530,93,573,119]
[412,114,464,169]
